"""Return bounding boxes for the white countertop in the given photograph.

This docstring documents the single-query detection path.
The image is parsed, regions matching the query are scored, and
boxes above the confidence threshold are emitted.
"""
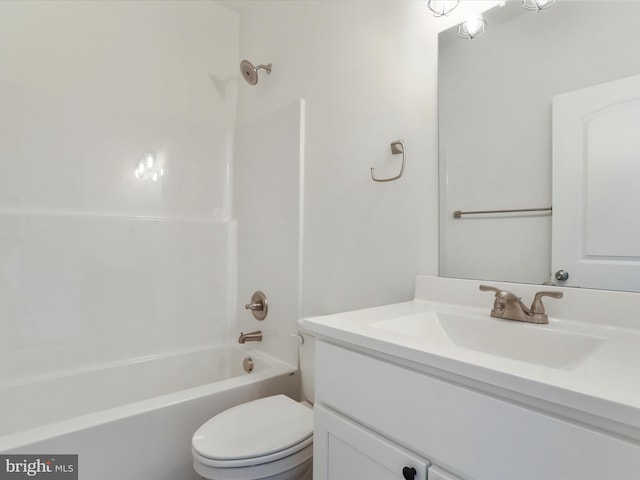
[301,276,640,441]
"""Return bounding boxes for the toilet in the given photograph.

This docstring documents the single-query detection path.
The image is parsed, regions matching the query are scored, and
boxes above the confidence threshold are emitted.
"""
[192,331,315,480]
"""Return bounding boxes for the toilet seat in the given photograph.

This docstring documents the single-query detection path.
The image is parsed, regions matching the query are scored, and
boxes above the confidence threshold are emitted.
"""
[193,443,313,480]
[192,394,313,468]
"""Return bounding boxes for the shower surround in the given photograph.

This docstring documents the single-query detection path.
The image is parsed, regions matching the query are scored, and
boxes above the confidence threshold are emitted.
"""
[0,1,239,388]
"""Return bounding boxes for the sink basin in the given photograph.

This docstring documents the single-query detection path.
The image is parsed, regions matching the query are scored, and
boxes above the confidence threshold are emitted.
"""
[371,311,605,369]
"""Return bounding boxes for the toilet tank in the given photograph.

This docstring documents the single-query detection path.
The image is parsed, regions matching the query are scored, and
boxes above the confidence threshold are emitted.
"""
[298,328,315,404]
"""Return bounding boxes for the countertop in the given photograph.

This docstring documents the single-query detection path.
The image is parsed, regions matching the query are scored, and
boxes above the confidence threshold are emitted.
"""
[301,276,640,442]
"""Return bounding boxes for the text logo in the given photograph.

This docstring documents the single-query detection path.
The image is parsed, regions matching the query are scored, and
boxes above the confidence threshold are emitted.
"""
[0,455,77,480]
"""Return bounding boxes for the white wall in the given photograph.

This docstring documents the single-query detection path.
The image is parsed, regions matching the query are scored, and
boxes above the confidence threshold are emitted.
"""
[234,0,440,310]
[0,1,239,381]
[0,0,464,379]
[225,0,443,365]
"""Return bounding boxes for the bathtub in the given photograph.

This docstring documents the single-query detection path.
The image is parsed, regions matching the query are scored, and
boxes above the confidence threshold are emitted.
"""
[0,345,299,480]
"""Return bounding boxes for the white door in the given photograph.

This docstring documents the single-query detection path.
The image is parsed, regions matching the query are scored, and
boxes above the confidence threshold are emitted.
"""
[552,73,640,291]
[313,405,429,480]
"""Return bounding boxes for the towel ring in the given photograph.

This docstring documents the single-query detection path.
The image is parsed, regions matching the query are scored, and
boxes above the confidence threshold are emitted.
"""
[371,140,405,182]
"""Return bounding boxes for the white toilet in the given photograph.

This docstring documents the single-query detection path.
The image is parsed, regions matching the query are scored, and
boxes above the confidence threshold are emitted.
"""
[192,331,315,480]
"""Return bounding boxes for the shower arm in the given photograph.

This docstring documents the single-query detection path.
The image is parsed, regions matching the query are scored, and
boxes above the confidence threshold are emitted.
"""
[255,63,272,74]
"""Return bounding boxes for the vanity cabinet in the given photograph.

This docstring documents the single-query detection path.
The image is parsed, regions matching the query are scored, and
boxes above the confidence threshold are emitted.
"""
[314,405,430,480]
[314,340,640,479]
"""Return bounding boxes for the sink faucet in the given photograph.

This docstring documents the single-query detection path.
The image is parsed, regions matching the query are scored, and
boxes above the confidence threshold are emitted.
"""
[480,285,562,324]
[238,330,263,343]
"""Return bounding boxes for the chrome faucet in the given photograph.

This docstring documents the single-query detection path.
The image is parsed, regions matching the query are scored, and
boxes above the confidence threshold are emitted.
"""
[480,285,562,324]
[238,330,263,344]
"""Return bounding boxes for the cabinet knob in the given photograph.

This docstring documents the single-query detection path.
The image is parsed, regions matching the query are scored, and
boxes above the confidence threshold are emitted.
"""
[402,466,417,480]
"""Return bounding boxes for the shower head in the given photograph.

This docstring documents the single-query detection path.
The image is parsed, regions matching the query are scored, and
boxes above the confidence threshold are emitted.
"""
[240,59,272,85]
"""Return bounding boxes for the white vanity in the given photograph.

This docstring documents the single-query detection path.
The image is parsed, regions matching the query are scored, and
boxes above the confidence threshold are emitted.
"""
[301,276,640,479]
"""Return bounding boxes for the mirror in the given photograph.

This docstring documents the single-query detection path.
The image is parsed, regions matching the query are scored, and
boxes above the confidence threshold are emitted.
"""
[438,0,640,292]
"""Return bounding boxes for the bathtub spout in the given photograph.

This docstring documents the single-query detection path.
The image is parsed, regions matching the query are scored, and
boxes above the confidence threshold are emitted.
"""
[238,330,262,344]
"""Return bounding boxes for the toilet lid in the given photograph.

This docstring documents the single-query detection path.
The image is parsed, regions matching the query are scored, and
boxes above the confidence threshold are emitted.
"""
[192,395,313,463]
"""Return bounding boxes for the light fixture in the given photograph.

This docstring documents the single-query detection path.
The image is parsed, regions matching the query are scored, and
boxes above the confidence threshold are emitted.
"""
[457,14,486,40]
[522,0,555,12]
[134,153,164,182]
[426,0,459,17]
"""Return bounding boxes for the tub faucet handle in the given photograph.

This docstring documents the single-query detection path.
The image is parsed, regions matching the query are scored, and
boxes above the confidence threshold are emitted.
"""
[244,291,268,320]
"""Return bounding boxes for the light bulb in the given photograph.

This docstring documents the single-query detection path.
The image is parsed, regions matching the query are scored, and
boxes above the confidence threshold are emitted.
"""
[427,0,459,17]
[458,14,486,39]
[522,0,555,11]
[465,15,483,36]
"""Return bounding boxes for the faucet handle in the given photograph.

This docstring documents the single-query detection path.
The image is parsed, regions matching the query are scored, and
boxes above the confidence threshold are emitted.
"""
[479,285,507,316]
[479,285,500,294]
[530,291,563,323]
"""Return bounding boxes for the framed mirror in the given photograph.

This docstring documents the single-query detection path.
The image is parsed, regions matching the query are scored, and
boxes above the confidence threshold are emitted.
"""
[438,0,640,292]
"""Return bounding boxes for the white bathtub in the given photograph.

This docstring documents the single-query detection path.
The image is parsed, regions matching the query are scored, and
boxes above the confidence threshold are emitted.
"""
[0,345,299,480]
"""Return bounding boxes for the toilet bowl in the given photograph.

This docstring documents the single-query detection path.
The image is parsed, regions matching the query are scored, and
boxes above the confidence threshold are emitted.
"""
[192,330,315,480]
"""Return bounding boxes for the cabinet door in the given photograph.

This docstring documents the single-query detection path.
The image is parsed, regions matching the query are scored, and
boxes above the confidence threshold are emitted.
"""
[428,466,462,480]
[314,405,429,480]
